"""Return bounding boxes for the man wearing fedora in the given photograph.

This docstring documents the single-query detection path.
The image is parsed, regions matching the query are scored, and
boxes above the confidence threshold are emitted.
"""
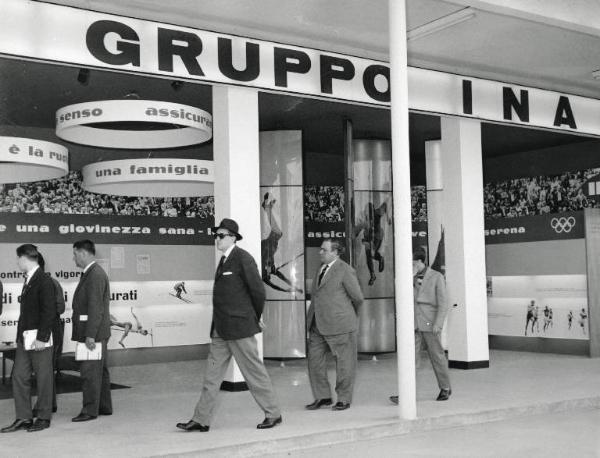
[177,218,282,432]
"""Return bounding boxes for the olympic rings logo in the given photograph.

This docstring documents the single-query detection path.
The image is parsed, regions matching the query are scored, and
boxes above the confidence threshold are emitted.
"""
[550,216,576,233]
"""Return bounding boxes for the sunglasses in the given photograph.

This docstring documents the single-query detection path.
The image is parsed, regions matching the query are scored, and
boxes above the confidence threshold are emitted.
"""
[213,232,233,239]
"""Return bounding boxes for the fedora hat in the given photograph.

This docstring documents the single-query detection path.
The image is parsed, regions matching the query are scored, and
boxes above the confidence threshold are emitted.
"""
[212,218,243,240]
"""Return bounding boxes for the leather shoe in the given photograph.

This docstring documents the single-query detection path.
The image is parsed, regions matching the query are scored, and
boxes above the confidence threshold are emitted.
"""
[27,419,50,432]
[305,398,332,410]
[176,420,209,432]
[436,389,452,401]
[257,416,282,429]
[1,419,33,433]
[332,401,350,411]
[99,410,113,416]
[71,413,97,422]
[389,395,399,405]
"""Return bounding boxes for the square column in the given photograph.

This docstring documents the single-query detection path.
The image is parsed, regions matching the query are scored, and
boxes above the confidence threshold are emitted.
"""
[440,116,490,369]
[213,85,263,389]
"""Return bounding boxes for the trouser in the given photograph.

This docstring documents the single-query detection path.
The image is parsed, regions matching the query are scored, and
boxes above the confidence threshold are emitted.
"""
[12,342,53,421]
[79,340,112,416]
[192,333,281,426]
[307,324,357,404]
[415,330,451,390]
[34,321,63,412]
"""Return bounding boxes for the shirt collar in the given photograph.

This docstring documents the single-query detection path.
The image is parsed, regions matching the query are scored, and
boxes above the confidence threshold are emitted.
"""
[222,244,235,260]
[83,261,96,273]
[323,258,337,270]
[25,265,39,283]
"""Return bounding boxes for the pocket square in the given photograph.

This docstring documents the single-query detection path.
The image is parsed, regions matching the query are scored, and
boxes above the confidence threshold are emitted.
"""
[222,271,233,275]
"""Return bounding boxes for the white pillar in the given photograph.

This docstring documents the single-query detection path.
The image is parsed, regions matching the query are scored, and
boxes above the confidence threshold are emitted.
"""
[389,0,417,419]
[213,85,263,387]
[440,116,490,368]
[425,141,443,262]
[425,140,448,349]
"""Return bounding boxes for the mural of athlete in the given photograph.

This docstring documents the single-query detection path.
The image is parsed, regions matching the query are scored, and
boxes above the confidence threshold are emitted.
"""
[110,308,151,348]
[543,306,551,332]
[356,198,391,286]
[568,310,573,330]
[174,281,187,299]
[525,300,535,336]
[580,308,588,335]
[260,192,303,294]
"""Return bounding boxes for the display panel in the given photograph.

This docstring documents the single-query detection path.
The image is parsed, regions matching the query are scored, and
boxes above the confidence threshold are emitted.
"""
[487,275,588,340]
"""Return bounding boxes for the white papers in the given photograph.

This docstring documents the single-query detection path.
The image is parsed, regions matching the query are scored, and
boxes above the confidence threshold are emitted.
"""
[75,342,103,361]
[23,330,53,351]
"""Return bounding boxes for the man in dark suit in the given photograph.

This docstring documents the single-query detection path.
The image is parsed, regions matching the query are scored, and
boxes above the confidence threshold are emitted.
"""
[33,253,66,415]
[390,250,451,404]
[1,244,56,433]
[177,218,282,432]
[306,238,364,411]
[71,239,113,422]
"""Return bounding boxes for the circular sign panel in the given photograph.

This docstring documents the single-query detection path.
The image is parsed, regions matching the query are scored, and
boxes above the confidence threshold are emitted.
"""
[82,158,214,197]
[0,136,69,183]
[56,100,212,149]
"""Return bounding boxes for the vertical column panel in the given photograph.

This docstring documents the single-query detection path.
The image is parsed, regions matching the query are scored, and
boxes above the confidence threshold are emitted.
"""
[353,139,395,353]
[259,130,306,358]
[213,86,261,388]
[584,208,600,357]
[425,140,448,349]
[441,116,490,368]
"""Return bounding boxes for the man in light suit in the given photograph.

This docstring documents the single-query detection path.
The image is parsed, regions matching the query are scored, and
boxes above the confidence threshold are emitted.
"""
[391,250,451,404]
[1,244,56,433]
[71,239,113,422]
[306,238,364,411]
[177,218,282,432]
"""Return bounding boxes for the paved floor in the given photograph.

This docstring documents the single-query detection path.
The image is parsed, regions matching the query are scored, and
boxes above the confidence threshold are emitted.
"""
[279,408,600,458]
[0,350,599,457]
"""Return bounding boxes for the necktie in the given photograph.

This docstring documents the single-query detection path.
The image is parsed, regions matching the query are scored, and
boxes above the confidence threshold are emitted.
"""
[21,273,28,295]
[318,264,328,286]
[216,255,226,277]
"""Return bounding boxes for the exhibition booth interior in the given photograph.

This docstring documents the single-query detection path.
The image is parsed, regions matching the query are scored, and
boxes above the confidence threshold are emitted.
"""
[2,55,600,370]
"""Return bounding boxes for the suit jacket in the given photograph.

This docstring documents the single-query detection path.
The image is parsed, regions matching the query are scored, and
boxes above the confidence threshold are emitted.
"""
[308,258,364,336]
[414,267,448,332]
[0,280,3,316]
[47,274,66,352]
[71,262,111,343]
[16,268,56,343]
[212,245,266,341]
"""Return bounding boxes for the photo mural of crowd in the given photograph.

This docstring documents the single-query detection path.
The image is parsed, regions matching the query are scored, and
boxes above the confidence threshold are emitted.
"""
[304,167,600,223]
[304,185,428,223]
[0,171,215,217]
[304,185,345,222]
[484,168,600,218]
[2,167,597,221]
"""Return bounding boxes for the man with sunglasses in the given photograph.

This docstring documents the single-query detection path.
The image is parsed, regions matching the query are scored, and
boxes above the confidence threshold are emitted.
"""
[390,250,451,404]
[177,218,281,432]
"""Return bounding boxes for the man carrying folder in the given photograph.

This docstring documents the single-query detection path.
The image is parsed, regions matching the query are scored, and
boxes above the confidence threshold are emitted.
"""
[71,239,113,422]
[1,244,56,433]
